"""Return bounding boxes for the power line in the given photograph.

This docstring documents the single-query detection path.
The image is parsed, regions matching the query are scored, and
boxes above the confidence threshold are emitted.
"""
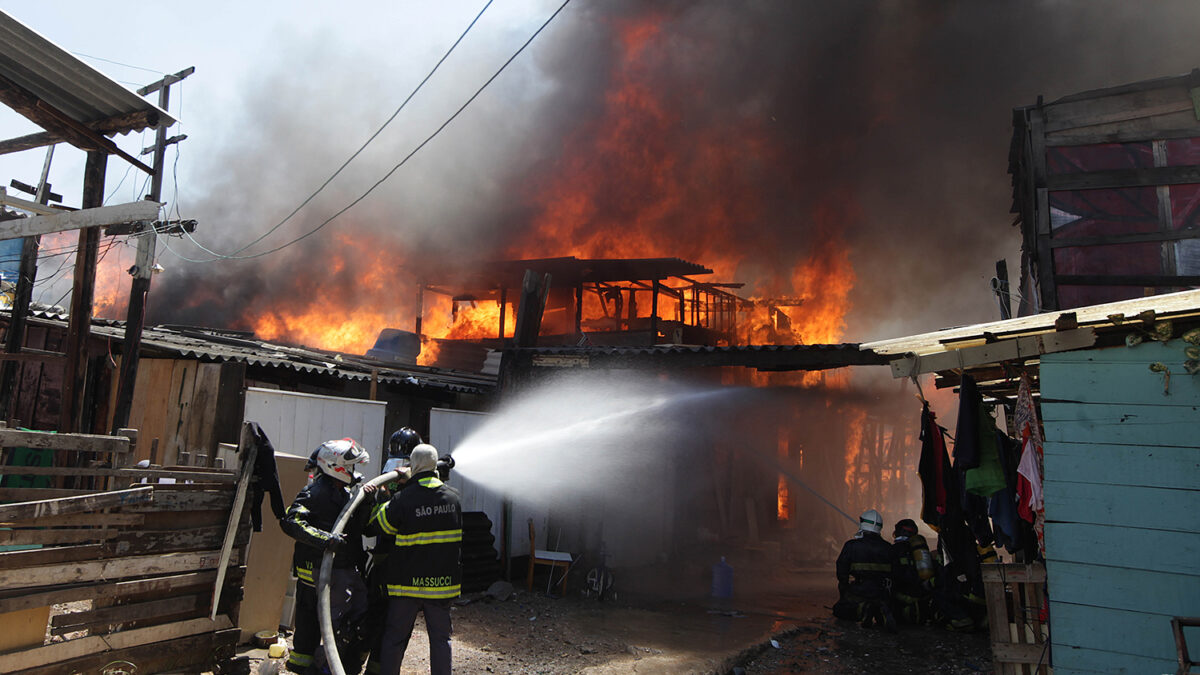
[222,0,496,258]
[183,0,570,262]
[72,51,164,75]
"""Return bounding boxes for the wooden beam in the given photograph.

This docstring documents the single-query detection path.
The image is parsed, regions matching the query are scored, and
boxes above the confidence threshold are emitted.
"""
[0,615,232,674]
[0,548,237,590]
[0,570,219,614]
[0,200,161,241]
[51,593,201,630]
[0,512,145,528]
[0,528,118,546]
[1057,274,1200,286]
[1045,164,1200,192]
[0,427,132,453]
[888,328,1096,378]
[0,465,234,483]
[0,109,162,156]
[0,189,65,216]
[0,349,67,364]
[0,485,152,522]
[1048,228,1200,249]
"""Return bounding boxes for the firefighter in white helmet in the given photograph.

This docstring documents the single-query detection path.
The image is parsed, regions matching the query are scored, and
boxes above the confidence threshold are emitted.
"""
[280,438,372,674]
[833,508,897,632]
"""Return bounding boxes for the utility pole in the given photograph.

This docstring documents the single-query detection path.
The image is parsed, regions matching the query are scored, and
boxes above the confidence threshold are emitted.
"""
[0,145,57,422]
[112,67,193,432]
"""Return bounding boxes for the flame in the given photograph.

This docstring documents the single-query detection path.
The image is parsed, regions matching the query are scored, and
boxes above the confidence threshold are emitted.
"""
[83,10,857,377]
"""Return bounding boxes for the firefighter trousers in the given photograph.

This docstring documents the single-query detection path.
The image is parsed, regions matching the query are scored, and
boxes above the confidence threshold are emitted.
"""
[378,596,452,675]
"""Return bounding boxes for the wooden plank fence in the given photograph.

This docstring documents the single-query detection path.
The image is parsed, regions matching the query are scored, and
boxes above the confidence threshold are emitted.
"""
[0,422,255,674]
[983,562,1051,674]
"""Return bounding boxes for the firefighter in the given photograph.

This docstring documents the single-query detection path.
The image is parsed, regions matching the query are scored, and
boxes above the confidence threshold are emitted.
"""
[367,444,462,675]
[833,508,897,632]
[362,428,423,675]
[280,438,373,674]
[890,518,935,624]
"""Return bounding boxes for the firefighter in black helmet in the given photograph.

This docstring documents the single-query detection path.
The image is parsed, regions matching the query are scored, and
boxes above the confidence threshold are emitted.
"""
[890,518,936,624]
[389,427,423,463]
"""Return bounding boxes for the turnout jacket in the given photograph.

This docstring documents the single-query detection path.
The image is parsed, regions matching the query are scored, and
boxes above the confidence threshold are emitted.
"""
[280,473,368,587]
[366,471,462,600]
[835,531,893,600]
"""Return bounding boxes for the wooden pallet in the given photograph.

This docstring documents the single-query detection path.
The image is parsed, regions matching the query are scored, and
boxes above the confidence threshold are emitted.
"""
[0,423,255,674]
[983,562,1051,674]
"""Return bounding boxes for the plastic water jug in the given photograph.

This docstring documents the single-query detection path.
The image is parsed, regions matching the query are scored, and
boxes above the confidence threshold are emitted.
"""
[711,556,733,600]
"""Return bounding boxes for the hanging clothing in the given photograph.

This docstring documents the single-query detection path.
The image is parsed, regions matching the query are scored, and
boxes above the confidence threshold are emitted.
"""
[918,404,956,531]
[1014,375,1046,556]
[247,422,286,532]
[964,402,1006,498]
[953,374,983,470]
[989,430,1024,553]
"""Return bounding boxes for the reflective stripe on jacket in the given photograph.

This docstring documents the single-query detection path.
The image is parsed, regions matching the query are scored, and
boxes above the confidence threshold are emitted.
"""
[366,473,462,599]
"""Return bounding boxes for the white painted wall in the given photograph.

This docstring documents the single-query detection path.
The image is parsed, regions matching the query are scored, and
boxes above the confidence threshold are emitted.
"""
[430,408,544,561]
[242,387,388,479]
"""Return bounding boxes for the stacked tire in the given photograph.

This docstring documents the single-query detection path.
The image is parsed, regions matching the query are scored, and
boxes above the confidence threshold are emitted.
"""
[461,511,501,593]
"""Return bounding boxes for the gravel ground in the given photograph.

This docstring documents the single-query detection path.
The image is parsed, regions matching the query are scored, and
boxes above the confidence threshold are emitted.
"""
[234,568,994,675]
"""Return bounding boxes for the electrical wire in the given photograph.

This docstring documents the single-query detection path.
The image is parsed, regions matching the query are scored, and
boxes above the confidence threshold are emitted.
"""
[72,52,164,75]
[208,0,568,261]
[220,0,496,258]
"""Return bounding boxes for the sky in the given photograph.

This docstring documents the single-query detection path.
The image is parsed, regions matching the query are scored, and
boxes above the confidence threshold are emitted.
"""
[3,1,1200,349]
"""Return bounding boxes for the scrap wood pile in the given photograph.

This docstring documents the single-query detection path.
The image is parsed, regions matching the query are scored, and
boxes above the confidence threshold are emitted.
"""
[0,423,257,675]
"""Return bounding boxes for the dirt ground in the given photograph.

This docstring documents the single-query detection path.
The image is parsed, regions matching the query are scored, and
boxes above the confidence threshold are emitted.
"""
[238,567,993,675]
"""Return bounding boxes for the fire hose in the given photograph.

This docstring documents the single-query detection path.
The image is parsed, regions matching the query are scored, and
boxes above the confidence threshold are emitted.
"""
[316,470,401,675]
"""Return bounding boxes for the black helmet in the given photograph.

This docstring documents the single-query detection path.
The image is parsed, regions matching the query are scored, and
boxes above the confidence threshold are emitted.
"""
[894,518,919,538]
[388,427,423,459]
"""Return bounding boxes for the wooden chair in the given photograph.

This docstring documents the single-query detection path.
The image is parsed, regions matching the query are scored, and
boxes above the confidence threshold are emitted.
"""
[527,518,572,595]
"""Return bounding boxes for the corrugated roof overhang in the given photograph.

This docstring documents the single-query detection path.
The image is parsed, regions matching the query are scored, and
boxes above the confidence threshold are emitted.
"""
[0,11,174,156]
[862,288,1200,398]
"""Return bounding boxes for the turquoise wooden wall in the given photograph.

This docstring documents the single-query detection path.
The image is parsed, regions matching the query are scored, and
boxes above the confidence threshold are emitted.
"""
[1041,339,1200,675]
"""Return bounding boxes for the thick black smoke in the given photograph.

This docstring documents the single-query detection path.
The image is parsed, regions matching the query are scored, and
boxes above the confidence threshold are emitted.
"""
[146,1,1200,345]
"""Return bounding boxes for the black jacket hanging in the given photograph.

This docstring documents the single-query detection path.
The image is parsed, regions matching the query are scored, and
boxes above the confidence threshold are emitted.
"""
[247,422,286,532]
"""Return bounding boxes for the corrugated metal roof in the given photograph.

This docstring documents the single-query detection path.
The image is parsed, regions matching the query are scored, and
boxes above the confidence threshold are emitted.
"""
[421,256,715,292]
[20,308,494,394]
[861,288,1200,357]
[509,342,888,371]
[0,11,174,136]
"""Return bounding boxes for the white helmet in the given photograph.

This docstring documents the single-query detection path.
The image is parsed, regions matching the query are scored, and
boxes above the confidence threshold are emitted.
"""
[858,509,883,534]
[314,438,369,484]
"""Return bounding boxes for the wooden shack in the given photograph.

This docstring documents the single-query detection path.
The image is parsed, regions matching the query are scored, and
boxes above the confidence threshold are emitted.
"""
[864,288,1200,675]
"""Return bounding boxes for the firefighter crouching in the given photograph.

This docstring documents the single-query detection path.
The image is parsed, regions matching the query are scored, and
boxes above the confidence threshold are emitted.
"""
[889,518,936,624]
[366,443,463,675]
[833,508,897,631]
[279,439,374,674]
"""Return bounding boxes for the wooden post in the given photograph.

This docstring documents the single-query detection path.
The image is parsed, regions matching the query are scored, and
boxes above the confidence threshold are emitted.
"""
[209,422,255,620]
[414,283,424,337]
[498,286,507,339]
[61,151,106,433]
[113,68,192,432]
[0,146,55,422]
[574,284,583,338]
[649,278,660,346]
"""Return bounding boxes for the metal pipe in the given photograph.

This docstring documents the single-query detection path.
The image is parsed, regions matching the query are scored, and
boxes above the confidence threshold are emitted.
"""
[316,470,401,675]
